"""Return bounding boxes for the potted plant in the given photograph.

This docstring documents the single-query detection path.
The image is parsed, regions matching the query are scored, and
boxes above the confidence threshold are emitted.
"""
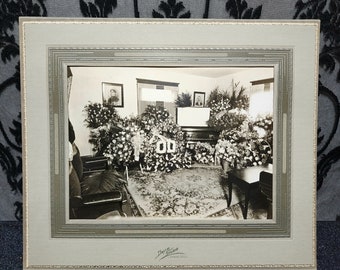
[175,92,192,107]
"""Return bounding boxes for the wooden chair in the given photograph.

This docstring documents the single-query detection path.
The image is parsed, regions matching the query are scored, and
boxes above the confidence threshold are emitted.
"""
[259,171,273,219]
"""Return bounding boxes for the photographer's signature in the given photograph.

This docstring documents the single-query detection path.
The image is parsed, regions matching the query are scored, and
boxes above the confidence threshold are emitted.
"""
[155,247,186,260]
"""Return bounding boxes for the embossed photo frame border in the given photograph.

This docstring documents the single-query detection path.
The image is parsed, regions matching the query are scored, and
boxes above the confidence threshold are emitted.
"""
[20,18,319,269]
[49,47,289,238]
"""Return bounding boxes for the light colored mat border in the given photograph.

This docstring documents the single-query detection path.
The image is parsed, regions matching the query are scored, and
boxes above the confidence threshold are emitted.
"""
[20,18,319,269]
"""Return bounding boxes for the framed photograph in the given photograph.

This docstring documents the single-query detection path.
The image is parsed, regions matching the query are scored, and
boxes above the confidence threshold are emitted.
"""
[102,82,124,107]
[20,18,319,269]
[193,91,205,107]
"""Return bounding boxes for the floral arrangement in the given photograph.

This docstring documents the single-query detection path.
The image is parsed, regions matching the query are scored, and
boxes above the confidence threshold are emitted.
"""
[205,80,273,170]
[215,139,247,170]
[103,119,143,168]
[140,106,192,172]
[175,92,192,107]
[215,126,272,170]
[252,115,273,164]
[139,105,170,130]
[253,115,273,147]
[243,139,272,167]
[83,103,122,155]
[206,87,224,107]
[207,81,250,131]
[208,100,248,131]
[83,102,120,129]
[84,103,192,172]
[206,83,249,109]
[193,142,215,164]
[143,150,192,173]
[83,100,272,173]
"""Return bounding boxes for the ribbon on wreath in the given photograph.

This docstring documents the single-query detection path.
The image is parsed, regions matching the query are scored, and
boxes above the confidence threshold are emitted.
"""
[215,109,228,120]
[131,131,144,161]
[149,128,176,154]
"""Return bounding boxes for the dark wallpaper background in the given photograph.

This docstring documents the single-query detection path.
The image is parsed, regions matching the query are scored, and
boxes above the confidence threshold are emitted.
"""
[0,0,339,269]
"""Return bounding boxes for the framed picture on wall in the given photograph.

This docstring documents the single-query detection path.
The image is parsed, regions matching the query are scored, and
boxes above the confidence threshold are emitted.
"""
[193,91,205,107]
[21,18,319,269]
[102,82,124,107]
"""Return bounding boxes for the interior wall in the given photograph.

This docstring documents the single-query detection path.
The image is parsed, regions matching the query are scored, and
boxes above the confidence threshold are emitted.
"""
[215,68,274,94]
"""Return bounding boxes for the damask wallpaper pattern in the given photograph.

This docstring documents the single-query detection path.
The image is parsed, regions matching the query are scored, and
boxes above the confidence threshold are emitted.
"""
[1,1,339,269]
[0,0,339,223]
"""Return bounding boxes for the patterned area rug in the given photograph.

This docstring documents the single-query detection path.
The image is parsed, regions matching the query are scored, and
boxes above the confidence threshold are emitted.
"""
[208,201,267,220]
[126,166,268,219]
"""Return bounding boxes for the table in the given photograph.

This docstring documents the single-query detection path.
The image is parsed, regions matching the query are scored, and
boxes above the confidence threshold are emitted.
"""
[226,164,272,219]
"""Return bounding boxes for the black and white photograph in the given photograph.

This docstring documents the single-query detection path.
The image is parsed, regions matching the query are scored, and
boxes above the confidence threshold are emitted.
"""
[193,91,205,107]
[102,82,124,107]
[68,66,274,220]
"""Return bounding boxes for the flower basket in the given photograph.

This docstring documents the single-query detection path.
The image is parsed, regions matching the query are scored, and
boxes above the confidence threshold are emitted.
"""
[193,142,215,164]
[215,128,272,171]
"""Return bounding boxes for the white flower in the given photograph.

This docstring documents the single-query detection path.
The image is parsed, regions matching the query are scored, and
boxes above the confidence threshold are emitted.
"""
[162,202,170,209]
[218,148,225,153]
[174,205,185,215]
[185,203,196,214]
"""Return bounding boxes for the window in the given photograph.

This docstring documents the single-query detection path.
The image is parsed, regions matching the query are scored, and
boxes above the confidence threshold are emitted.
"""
[249,78,274,118]
[137,78,179,117]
